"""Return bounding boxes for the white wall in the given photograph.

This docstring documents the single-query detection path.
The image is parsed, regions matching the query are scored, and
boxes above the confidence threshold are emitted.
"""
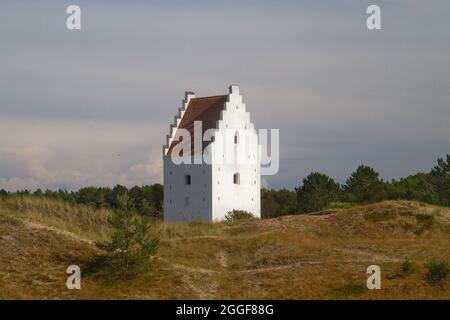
[163,159,212,222]
[211,85,261,220]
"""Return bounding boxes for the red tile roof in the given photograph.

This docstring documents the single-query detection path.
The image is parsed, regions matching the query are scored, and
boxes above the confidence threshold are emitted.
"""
[167,95,227,158]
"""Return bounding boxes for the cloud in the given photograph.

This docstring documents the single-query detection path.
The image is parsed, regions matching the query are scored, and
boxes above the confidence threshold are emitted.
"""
[0,0,450,191]
[0,117,164,191]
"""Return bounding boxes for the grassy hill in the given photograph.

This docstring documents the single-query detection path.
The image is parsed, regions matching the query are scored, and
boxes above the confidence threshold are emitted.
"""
[1,196,450,299]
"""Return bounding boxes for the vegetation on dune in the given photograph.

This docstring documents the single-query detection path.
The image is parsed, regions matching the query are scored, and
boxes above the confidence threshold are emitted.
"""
[86,194,159,279]
[0,196,112,241]
[0,184,163,218]
[0,155,449,299]
[329,282,366,298]
[401,259,415,274]
[0,154,449,299]
[225,209,256,222]
[1,198,450,299]
[425,259,450,288]
[291,154,450,214]
[157,220,225,239]
[325,202,358,210]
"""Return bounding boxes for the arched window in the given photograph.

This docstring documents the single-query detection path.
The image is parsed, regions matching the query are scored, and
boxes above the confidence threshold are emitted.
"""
[233,173,240,185]
[185,174,191,185]
[234,131,239,144]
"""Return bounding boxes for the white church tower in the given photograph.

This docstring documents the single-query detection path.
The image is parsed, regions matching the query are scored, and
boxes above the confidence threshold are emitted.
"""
[163,85,261,222]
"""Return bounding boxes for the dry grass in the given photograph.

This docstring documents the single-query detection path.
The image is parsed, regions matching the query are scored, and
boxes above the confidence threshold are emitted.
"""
[0,196,112,241]
[1,198,450,299]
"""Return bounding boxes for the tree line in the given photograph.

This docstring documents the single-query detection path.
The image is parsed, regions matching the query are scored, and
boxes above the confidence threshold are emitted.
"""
[1,154,449,219]
[262,154,450,218]
[0,184,164,218]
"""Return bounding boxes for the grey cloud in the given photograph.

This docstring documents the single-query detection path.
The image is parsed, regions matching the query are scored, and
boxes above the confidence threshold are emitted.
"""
[0,0,449,191]
[0,117,164,190]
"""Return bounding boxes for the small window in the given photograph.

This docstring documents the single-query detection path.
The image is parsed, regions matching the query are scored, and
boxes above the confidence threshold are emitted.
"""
[185,197,190,206]
[235,105,238,110]
[234,131,239,144]
[233,173,240,185]
[185,174,191,185]
[211,136,215,142]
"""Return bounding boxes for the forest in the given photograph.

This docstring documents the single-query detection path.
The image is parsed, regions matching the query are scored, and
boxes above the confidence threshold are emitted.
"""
[1,154,449,219]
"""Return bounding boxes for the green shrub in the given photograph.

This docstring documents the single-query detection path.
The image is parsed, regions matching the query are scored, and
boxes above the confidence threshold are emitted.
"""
[425,259,450,288]
[225,210,256,222]
[330,282,366,297]
[325,202,357,210]
[401,259,415,273]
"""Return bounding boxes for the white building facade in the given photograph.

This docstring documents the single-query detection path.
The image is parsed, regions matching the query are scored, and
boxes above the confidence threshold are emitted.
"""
[163,85,260,222]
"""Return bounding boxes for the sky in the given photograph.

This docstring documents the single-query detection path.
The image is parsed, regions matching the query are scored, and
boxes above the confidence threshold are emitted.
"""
[1,0,450,191]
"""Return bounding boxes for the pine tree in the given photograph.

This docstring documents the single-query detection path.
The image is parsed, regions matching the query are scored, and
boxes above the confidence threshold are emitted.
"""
[344,165,387,203]
[296,172,341,213]
[0,189,8,197]
[430,154,450,206]
[93,194,159,278]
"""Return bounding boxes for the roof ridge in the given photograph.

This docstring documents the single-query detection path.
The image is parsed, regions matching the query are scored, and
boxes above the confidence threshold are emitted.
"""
[191,95,227,100]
